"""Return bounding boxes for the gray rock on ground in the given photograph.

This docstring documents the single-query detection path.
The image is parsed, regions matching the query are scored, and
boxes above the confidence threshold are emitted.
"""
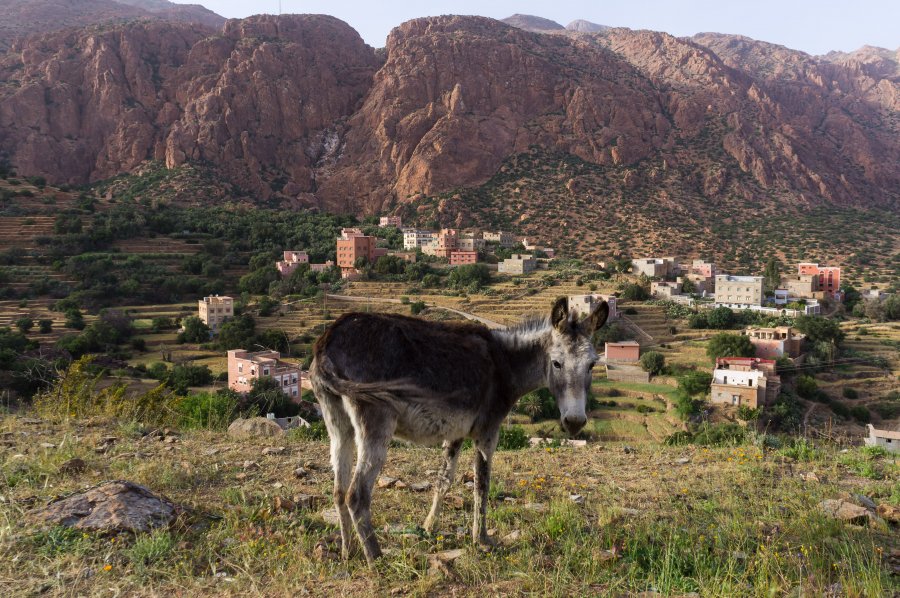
[29,480,178,533]
[227,417,284,439]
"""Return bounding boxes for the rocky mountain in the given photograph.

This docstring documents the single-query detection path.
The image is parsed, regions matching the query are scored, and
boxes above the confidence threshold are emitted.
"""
[566,19,609,33]
[500,14,564,32]
[0,14,898,217]
[0,0,224,51]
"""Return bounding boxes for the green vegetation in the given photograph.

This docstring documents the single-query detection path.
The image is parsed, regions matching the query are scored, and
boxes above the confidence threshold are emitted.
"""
[639,351,665,376]
[705,333,755,361]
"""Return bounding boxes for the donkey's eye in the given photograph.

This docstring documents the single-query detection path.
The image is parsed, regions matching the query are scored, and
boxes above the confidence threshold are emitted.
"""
[552,360,562,369]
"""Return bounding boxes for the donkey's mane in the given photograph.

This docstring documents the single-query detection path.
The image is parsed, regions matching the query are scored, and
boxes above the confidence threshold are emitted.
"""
[492,315,551,350]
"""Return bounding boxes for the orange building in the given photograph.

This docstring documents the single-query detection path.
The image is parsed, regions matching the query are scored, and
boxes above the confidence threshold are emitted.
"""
[605,341,640,362]
[798,263,841,299]
[450,251,478,265]
[336,233,385,278]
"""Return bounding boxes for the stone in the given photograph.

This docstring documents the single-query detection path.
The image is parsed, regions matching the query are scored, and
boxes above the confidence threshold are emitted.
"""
[569,494,585,505]
[500,530,521,545]
[28,481,178,533]
[623,446,636,454]
[293,467,309,479]
[227,418,284,440]
[875,503,900,524]
[242,460,260,470]
[676,457,691,465]
[262,446,287,456]
[799,472,820,483]
[39,442,56,449]
[377,476,399,489]
[58,458,87,476]
[524,502,548,513]
[852,494,876,511]
[819,499,879,526]
[293,494,323,510]
[408,482,432,493]
[320,508,341,526]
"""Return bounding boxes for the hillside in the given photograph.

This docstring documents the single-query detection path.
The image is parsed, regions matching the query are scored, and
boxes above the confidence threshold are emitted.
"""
[0,0,224,51]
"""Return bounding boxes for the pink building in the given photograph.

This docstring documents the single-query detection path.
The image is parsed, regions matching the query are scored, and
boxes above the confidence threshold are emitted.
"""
[690,260,716,278]
[310,260,335,273]
[341,228,365,239]
[276,250,309,278]
[337,234,385,277]
[379,216,402,227]
[605,341,640,362]
[798,263,841,299]
[424,229,459,258]
[450,250,478,265]
[742,326,805,359]
[228,350,302,399]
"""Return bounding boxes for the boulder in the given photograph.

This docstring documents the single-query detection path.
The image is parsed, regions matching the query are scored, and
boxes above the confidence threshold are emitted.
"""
[818,499,882,526]
[227,417,284,440]
[29,481,178,533]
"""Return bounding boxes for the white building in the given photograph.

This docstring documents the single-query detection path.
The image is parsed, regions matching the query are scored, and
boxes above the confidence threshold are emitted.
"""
[498,254,536,275]
[865,425,900,453]
[403,229,435,250]
[379,216,402,227]
[198,295,233,333]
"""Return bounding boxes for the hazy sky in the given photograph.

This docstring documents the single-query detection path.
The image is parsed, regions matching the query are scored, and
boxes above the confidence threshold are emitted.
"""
[175,0,899,55]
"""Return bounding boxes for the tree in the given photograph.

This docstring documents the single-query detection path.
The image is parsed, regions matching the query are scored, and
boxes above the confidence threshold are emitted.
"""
[38,319,53,333]
[794,315,845,346]
[15,317,33,333]
[64,309,85,330]
[178,316,210,344]
[217,314,256,350]
[448,264,490,290]
[705,306,735,329]
[164,363,213,394]
[706,333,755,361]
[373,255,406,276]
[885,294,900,321]
[620,283,648,301]
[639,351,665,376]
[243,376,300,418]
[763,257,780,292]
[410,301,426,315]
[678,371,712,397]
[239,266,279,294]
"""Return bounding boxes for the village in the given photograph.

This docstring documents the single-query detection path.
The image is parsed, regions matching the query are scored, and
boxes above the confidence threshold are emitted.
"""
[177,215,900,452]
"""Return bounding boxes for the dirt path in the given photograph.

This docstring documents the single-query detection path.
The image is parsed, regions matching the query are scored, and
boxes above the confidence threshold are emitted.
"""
[325,294,504,329]
[803,402,818,433]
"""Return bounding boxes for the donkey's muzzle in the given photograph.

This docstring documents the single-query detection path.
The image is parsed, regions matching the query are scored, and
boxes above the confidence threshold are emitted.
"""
[561,414,587,436]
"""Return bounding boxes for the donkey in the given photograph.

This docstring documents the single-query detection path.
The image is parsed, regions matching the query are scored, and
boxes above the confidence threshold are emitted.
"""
[309,296,608,565]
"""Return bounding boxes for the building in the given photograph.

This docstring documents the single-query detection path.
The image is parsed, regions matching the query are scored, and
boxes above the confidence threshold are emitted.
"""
[498,254,536,275]
[340,227,364,239]
[387,251,417,263]
[798,263,841,300]
[742,326,805,359]
[568,294,619,321]
[310,260,335,273]
[450,250,478,265]
[605,341,640,362]
[227,350,302,399]
[865,425,900,454]
[379,216,402,227]
[715,275,765,307]
[197,295,233,333]
[632,257,679,279]
[483,231,517,248]
[651,281,683,299]
[458,232,485,252]
[689,260,716,279]
[781,274,821,299]
[403,229,435,250]
[711,357,780,408]
[423,229,459,258]
[336,233,385,278]
[276,250,309,278]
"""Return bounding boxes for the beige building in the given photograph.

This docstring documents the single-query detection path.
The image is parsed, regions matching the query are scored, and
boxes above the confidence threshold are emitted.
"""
[710,357,780,409]
[715,275,764,306]
[742,326,804,359]
[198,295,233,332]
[568,294,619,321]
[483,231,517,248]
[780,274,821,299]
[632,257,679,279]
[403,229,435,250]
[865,425,900,454]
[498,254,536,275]
[651,281,682,299]
[379,216,402,227]
[228,350,302,399]
[458,233,485,252]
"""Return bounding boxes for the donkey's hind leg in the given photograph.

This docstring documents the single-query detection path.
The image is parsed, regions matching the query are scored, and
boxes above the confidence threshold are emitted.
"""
[315,385,357,560]
[423,438,463,534]
[345,401,397,566]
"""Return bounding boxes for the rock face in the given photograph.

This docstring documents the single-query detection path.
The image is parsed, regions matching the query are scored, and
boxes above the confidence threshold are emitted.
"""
[227,417,285,439]
[0,14,898,211]
[500,14,564,32]
[30,481,178,533]
[566,20,609,33]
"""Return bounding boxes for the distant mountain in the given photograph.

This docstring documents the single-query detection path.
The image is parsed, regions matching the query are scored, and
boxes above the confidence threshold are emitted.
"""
[566,19,609,33]
[500,14,564,32]
[1,13,898,221]
[0,0,224,50]
[821,45,900,79]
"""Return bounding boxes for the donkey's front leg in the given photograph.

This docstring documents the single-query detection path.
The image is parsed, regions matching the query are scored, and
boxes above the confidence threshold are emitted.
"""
[472,431,499,548]
[424,438,463,534]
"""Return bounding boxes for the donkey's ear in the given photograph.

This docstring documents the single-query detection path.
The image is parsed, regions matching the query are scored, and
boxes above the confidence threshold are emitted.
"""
[550,297,570,332]
[581,300,609,335]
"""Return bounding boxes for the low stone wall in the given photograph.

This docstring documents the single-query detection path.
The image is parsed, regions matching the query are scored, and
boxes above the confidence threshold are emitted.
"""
[605,363,650,383]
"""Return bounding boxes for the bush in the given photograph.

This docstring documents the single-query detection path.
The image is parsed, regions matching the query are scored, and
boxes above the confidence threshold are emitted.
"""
[497,425,529,450]
[448,264,490,290]
[289,420,329,442]
[620,283,648,301]
[130,337,147,352]
[737,405,760,421]
[795,375,818,400]
[677,371,711,397]
[830,402,850,418]
[849,405,870,423]
[151,316,174,332]
[15,317,34,333]
[176,391,240,430]
[665,423,745,447]
[410,301,426,315]
[164,363,213,394]
[842,387,859,400]
[706,333,755,361]
[639,351,665,376]
[516,388,556,421]
[177,316,210,344]
[38,319,53,333]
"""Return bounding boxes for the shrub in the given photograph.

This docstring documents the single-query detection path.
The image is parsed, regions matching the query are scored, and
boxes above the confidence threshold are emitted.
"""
[665,423,745,446]
[849,405,870,423]
[38,319,53,333]
[737,405,760,421]
[516,388,556,421]
[497,425,529,450]
[842,387,859,400]
[830,402,850,418]
[289,420,329,442]
[795,375,818,400]
[705,307,735,329]
[164,363,213,394]
[15,317,34,333]
[410,301,426,315]
[151,316,174,332]
[677,371,711,397]
[130,337,147,352]
[177,316,210,344]
[620,283,648,301]
[176,391,240,430]
[706,333,755,360]
[639,351,665,376]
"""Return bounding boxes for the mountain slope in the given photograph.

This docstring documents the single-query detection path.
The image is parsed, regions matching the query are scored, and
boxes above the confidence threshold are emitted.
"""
[0,14,898,216]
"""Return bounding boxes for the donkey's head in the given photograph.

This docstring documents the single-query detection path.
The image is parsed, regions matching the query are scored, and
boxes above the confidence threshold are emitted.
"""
[546,297,609,435]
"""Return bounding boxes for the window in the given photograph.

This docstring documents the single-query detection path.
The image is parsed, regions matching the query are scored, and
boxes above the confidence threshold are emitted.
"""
[292,389,298,397]
[263,367,269,376]
[238,363,243,373]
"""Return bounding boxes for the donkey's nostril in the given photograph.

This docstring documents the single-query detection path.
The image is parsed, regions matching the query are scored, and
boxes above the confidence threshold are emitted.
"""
[562,415,587,434]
